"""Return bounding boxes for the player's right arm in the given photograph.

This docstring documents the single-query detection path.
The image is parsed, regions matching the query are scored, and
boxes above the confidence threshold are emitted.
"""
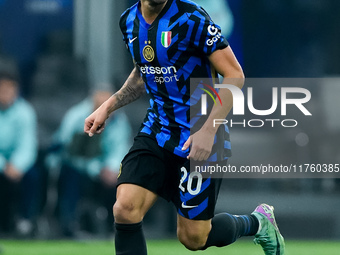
[84,66,145,137]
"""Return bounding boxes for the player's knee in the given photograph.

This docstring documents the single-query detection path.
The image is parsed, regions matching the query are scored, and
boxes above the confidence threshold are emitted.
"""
[113,200,142,223]
[177,227,208,251]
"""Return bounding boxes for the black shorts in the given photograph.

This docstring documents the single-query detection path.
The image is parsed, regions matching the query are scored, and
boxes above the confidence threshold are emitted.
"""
[117,133,224,220]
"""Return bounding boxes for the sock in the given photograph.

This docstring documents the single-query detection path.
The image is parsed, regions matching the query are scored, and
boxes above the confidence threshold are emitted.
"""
[115,222,147,255]
[202,213,259,249]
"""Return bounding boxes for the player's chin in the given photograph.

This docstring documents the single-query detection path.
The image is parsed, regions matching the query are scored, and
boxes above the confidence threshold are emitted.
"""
[149,0,168,5]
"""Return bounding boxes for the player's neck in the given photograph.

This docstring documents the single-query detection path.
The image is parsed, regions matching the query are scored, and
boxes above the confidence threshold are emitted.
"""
[140,0,168,24]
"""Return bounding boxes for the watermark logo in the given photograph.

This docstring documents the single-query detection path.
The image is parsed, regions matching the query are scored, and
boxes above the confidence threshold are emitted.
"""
[214,85,312,116]
[199,83,312,128]
[200,82,222,115]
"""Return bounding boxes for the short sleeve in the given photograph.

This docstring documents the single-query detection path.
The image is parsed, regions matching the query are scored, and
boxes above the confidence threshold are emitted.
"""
[119,8,130,45]
[190,8,229,55]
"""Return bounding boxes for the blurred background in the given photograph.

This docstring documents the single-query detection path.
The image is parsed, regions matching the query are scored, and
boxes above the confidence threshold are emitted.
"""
[0,0,339,243]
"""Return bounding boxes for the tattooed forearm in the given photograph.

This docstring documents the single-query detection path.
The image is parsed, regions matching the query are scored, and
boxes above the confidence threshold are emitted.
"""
[114,79,145,108]
[109,67,146,112]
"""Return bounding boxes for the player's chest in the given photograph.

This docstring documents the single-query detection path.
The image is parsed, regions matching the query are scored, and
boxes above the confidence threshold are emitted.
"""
[127,23,189,65]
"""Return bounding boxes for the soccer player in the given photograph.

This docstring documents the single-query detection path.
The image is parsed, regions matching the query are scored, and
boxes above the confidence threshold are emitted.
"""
[84,0,285,254]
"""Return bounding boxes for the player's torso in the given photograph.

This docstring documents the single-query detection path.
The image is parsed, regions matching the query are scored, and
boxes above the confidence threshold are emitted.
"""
[124,0,211,108]
[120,0,232,159]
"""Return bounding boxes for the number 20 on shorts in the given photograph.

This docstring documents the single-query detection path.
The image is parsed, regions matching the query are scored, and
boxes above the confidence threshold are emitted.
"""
[179,167,203,196]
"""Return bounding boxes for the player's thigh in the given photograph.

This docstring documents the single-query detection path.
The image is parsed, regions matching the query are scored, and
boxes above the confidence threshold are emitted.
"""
[175,167,223,220]
[177,214,211,235]
[114,183,158,223]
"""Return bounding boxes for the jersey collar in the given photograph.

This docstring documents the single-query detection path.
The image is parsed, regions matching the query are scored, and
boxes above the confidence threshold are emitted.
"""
[137,0,173,30]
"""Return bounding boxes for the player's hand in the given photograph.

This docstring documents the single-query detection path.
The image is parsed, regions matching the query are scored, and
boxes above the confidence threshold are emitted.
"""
[182,129,215,161]
[84,102,110,137]
[4,164,23,182]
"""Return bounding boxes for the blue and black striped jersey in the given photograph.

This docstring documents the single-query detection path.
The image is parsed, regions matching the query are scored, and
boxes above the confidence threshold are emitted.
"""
[120,0,231,159]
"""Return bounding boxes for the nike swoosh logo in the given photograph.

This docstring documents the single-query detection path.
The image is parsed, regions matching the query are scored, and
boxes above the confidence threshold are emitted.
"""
[129,37,137,44]
[181,202,198,209]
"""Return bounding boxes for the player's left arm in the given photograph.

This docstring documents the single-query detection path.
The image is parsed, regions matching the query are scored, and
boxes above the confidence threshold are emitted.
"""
[183,46,244,161]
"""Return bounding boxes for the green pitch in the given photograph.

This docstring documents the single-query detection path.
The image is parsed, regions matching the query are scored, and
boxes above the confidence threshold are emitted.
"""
[0,239,339,255]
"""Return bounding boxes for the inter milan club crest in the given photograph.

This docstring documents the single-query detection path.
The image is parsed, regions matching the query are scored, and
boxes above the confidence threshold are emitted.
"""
[161,31,172,48]
[143,41,154,62]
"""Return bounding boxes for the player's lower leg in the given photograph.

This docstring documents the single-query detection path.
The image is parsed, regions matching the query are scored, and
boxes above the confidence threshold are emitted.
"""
[201,212,259,249]
[113,202,147,255]
[114,221,147,255]
[113,184,157,255]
